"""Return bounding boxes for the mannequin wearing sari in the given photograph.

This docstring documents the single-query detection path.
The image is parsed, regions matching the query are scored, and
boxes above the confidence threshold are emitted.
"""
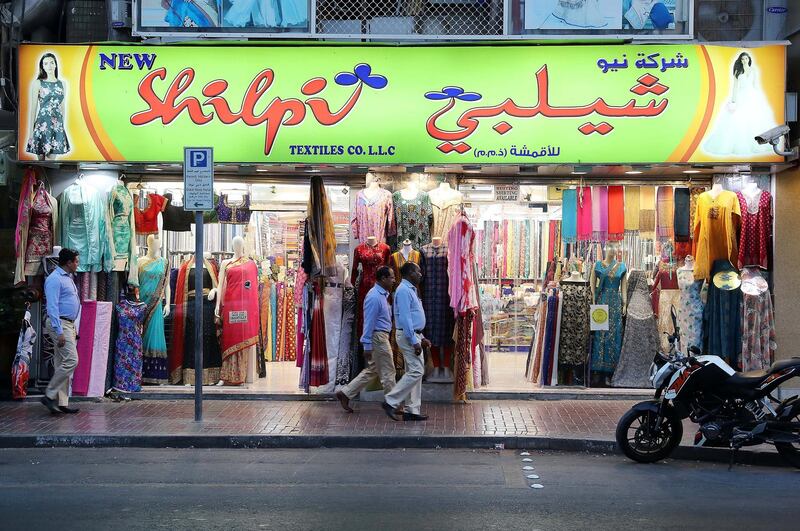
[139,236,170,384]
[168,256,220,384]
[217,242,260,386]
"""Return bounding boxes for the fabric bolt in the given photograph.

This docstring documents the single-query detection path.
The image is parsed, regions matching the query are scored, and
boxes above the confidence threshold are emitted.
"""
[162,192,194,232]
[557,281,591,365]
[113,299,146,392]
[60,181,112,273]
[656,187,675,240]
[624,186,640,232]
[576,186,593,241]
[72,301,97,396]
[673,188,691,242]
[526,293,548,383]
[592,186,608,243]
[591,260,626,374]
[351,242,391,338]
[220,258,260,385]
[26,79,70,156]
[541,289,561,386]
[607,186,625,241]
[639,186,656,239]
[561,189,577,243]
[420,243,455,347]
[703,259,742,367]
[692,190,741,280]
[318,270,346,392]
[139,257,169,385]
[612,270,659,388]
[740,272,775,372]
[392,190,433,249]
[88,302,113,397]
[447,214,479,314]
[134,193,166,235]
[216,193,252,224]
[736,190,772,270]
[351,187,395,245]
[676,268,705,351]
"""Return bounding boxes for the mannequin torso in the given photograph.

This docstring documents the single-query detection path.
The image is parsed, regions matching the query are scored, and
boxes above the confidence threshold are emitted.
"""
[138,235,170,317]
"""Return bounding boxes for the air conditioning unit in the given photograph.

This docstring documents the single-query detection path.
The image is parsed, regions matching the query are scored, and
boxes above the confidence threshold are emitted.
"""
[695,0,788,42]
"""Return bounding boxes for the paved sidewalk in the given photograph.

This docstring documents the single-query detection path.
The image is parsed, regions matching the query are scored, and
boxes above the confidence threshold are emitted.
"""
[0,399,783,466]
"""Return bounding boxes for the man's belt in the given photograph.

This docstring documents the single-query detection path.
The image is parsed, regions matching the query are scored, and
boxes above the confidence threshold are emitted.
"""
[60,316,75,323]
[397,329,424,334]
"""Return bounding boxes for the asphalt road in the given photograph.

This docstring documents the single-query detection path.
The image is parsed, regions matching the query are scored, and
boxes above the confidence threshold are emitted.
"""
[0,448,797,530]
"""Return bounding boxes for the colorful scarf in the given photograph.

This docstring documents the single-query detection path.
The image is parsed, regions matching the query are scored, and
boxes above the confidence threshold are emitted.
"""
[561,188,577,243]
[639,186,656,239]
[657,186,675,239]
[674,187,691,242]
[303,175,337,278]
[577,186,593,242]
[607,185,624,241]
[624,186,640,232]
[592,186,608,243]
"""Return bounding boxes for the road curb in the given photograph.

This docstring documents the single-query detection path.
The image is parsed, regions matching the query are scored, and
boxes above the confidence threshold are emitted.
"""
[0,434,786,467]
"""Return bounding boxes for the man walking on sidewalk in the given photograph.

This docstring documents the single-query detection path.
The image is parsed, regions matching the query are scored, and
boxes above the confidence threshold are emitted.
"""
[41,248,81,415]
[382,262,430,421]
[335,266,397,412]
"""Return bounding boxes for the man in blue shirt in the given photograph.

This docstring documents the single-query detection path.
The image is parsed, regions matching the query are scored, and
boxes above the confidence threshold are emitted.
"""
[41,248,81,415]
[382,262,431,421]
[335,266,397,413]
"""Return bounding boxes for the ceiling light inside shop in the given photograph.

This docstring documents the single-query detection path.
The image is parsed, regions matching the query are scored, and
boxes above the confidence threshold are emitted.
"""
[571,171,587,175]
[625,170,643,174]
[146,167,163,171]
[683,170,701,174]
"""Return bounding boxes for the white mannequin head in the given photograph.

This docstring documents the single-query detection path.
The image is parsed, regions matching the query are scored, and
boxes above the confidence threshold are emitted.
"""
[147,235,161,257]
[232,235,245,258]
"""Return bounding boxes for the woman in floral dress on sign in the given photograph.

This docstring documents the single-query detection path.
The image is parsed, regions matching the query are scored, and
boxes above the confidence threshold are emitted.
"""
[26,53,70,160]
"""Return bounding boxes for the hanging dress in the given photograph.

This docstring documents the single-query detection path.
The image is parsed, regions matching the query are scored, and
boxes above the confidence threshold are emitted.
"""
[676,267,705,351]
[591,260,626,374]
[692,191,741,280]
[220,258,260,385]
[612,270,659,388]
[740,268,776,372]
[557,281,591,366]
[139,257,169,384]
[392,190,433,249]
[652,265,681,353]
[703,259,742,367]
[113,299,147,392]
[736,189,772,270]
[24,184,57,276]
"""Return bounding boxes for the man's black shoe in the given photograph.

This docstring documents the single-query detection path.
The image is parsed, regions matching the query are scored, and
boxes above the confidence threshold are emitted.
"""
[402,412,428,421]
[381,401,400,421]
[58,406,80,414]
[40,395,61,414]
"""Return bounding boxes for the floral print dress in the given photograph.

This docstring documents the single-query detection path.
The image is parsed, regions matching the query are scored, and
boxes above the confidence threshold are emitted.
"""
[113,299,147,392]
[392,190,433,249]
[26,80,70,156]
[676,268,705,350]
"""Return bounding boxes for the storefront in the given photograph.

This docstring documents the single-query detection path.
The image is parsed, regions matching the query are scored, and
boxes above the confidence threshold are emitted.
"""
[8,41,790,399]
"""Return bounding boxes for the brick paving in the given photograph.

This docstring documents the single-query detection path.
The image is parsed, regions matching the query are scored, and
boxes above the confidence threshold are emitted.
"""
[0,399,637,440]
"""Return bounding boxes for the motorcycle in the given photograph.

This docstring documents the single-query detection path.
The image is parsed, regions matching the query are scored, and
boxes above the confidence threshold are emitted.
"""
[616,307,800,468]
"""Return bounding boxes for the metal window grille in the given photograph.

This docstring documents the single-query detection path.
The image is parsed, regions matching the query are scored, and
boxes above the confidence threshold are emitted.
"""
[315,0,505,37]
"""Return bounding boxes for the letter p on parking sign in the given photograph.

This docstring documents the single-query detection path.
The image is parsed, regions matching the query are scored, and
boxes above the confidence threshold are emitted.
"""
[183,147,214,211]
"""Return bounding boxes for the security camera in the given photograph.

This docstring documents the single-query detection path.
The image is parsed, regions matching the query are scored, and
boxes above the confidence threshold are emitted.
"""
[755,125,790,145]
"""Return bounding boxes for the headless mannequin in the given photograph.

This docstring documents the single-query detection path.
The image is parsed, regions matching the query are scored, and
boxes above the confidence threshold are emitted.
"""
[400,239,413,260]
[708,182,724,199]
[366,235,378,248]
[363,179,383,202]
[680,255,695,271]
[741,181,763,211]
[138,235,171,317]
[563,271,585,283]
[400,181,420,201]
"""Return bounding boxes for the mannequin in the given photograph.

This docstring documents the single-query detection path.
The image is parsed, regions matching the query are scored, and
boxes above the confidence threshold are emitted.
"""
[352,175,394,246]
[420,235,455,383]
[363,179,383,202]
[108,178,138,284]
[393,181,433,249]
[390,239,421,291]
[400,239,413,260]
[693,184,740,280]
[736,180,771,270]
[563,271,585,283]
[400,181,420,201]
[367,235,378,247]
[217,236,260,386]
[676,255,704,351]
[590,244,627,385]
[680,255,695,271]
[708,182,724,199]
[139,235,171,385]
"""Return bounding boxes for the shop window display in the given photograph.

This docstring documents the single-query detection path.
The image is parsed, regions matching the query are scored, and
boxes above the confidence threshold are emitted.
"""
[11,170,779,399]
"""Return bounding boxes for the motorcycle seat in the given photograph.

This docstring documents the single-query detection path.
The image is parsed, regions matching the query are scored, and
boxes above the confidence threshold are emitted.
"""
[726,358,800,388]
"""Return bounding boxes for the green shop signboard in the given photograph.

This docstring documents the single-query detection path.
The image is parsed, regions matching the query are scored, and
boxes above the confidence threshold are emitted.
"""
[18,43,786,164]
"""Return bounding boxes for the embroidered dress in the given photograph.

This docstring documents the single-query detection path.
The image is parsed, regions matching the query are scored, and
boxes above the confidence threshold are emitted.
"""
[113,299,147,392]
[693,191,741,280]
[220,258,260,385]
[134,193,166,235]
[430,194,463,245]
[140,257,169,384]
[591,260,626,374]
[736,190,772,269]
[25,185,57,275]
[107,183,138,284]
[557,281,591,365]
[351,187,394,245]
[216,193,252,224]
[447,214,479,314]
[612,270,659,388]
[26,80,70,156]
[421,243,455,347]
[676,268,705,350]
[392,190,433,249]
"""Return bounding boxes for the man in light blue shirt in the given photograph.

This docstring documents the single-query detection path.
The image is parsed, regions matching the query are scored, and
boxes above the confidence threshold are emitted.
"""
[382,262,431,421]
[335,266,397,412]
[41,248,81,415]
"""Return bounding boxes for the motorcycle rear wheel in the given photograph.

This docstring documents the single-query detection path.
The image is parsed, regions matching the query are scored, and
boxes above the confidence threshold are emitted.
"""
[616,408,682,463]
[774,411,800,469]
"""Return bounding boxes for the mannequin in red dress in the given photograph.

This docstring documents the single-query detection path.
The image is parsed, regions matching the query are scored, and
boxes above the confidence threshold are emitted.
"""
[352,235,391,337]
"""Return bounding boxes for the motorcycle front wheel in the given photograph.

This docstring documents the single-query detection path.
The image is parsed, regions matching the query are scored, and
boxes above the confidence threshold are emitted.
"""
[616,408,683,463]
[774,410,800,469]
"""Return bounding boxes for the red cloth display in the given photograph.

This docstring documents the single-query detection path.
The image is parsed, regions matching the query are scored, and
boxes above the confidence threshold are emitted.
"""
[737,190,772,270]
[220,258,260,384]
[134,193,166,235]
[351,242,391,337]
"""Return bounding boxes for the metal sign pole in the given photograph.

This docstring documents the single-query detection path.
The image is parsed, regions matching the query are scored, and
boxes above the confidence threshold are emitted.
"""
[184,146,214,423]
[194,210,204,422]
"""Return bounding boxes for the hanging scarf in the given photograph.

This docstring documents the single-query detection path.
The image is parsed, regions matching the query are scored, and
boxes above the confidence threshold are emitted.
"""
[303,175,337,278]
[624,186,640,232]
[168,257,218,384]
[639,186,657,239]
[674,187,691,242]
[561,188,577,243]
[576,186,593,242]
[591,186,607,243]
[607,185,625,241]
[14,169,38,285]
[656,186,675,239]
